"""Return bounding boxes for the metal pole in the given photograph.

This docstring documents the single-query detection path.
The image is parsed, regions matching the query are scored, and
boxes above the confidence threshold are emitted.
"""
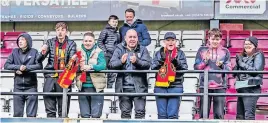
[62,88,68,118]
[203,70,209,119]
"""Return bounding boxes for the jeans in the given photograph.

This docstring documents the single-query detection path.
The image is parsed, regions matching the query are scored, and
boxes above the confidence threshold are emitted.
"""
[154,87,183,119]
[236,85,261,120]
[78,87,104,118]
[199,89,226,119]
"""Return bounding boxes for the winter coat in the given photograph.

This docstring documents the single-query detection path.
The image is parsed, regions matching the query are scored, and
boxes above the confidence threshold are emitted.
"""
[109,42,151,93]
[4,33,43,89]
[151,47,188,87]
[233,51,265,86]
[119,19,151,46]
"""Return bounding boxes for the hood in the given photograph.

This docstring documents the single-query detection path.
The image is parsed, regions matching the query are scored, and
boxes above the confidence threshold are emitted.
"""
[124,19,143,27]
[17,33,32,49]
[105,24,118,32]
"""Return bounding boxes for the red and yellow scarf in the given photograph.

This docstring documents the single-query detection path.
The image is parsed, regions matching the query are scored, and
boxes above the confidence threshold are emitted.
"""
[52,40,67,77]
[155,48,177,87]
[58,51,86,88]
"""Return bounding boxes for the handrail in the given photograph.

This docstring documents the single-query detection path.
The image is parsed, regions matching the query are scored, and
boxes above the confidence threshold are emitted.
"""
[1,69,268,119]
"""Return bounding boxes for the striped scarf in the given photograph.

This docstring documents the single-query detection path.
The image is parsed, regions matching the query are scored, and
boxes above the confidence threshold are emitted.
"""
[52,40,67,77]
[155,48,177,87]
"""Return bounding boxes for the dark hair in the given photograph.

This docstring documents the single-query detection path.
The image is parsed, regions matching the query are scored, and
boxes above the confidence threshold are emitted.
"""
[83,32,95,39]
[108,15,119,21]
[208,28,222,38]
[55,22,68,30]
[125,8,135,16]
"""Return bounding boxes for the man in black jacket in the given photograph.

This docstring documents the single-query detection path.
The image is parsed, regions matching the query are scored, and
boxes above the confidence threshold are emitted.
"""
[4,33,43,117]
[98,15,120,88]
[38,22,77,118]
[109,29,151,119]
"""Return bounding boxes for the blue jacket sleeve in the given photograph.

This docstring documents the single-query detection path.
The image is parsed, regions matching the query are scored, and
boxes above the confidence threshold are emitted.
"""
[109,47,124,69]
[139,25,151,46]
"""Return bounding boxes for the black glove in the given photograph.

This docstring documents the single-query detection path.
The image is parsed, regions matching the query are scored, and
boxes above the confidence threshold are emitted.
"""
[236,54,247,69]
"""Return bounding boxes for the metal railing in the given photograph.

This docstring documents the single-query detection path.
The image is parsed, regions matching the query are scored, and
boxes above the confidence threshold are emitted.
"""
[1,69,268,119]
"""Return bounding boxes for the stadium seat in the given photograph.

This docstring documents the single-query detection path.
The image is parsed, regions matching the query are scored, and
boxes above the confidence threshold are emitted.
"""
[147,31,158,57]
[226,89,237,102]
[159,31,181,47]
[230,56,236,69]
[181,30,204,51]
[1,32,5,40]
[145,113,158,119]
[3,36,18,49]
[180,101,195,115]
[28,31,48,49]
[183,77,198,93]
[69,35,84,48]
[225,101,237,115]
[5,32,24,36]
[255,114,268,120]
[93,31,101,40]
[252,30,268,49]
[1,49,12,69]
[227,78,236,90]
[229,30,250,48]
[224,114,236,120]
[205,30,227,47]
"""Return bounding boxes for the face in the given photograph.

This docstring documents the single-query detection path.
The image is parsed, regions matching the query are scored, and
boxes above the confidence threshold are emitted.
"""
[208,35,222,48]
[125,12,134,24]
[125,30,138,48]
[56,27,67,40]
[18,36,27,49]
[244,40,255,54]
[164,38,176,50]
[83,36,95,50]
[108,19,118,28]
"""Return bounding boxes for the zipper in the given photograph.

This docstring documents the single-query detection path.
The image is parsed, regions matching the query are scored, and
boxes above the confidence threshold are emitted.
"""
[23,77,25,90]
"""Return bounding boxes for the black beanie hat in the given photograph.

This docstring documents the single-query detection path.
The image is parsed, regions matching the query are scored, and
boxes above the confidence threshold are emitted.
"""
[245,36,258,48]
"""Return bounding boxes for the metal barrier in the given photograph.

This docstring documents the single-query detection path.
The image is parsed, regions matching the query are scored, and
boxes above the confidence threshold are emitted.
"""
[1,69,268,119]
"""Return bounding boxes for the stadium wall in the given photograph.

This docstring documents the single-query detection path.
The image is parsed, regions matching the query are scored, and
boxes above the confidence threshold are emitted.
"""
[1,20,268,32]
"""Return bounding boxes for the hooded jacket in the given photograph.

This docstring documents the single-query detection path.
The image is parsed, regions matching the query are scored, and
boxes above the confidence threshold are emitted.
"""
[119,19,151,46]
[37,36,76,77]
[194,46,231,89]
[108,42,151,93]
[233,50,265,86]
[151,47,188,87]
[4,33,43,90]
[97,24,121,58]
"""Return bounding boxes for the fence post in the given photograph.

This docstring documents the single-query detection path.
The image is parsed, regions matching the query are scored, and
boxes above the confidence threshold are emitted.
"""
[62,88,68,118]
[203,70,209,119]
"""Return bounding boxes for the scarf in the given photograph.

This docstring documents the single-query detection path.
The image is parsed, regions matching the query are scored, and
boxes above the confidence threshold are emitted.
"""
[52,40,67,77]
[58,51,85,88]
[155,47,177,87]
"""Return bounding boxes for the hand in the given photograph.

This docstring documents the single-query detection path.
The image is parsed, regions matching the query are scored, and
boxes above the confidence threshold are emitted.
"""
[171,58,179,65]
[160,51,166,61]
[16,70,22,75]
[130,55,137,63]
[216,61,223,67]
[41,44,48,55]
[71,54,77,60]
[20,65,26,71]
[121,53,128,64]
[81,64,93,71]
